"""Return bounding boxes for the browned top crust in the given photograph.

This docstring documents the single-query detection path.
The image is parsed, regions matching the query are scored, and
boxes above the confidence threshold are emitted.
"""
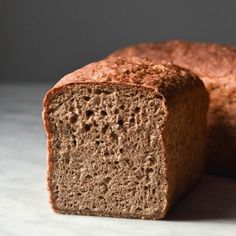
[110,40,236,81]
[51,56,204,100]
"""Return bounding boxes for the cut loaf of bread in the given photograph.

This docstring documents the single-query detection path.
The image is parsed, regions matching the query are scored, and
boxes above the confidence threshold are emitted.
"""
[43,57,208,220]
[110,40,236,177]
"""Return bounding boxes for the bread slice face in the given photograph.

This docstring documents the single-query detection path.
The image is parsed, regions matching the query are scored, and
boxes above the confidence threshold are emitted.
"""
[43,57,208,219]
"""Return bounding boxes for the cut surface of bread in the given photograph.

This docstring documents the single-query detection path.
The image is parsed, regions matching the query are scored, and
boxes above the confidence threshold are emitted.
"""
[43,57,208,219]
[110,40,236,177]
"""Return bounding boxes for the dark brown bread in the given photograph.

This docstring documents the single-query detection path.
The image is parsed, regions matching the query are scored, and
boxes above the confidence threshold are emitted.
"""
[110,40,236,177]
[43,57,208,219]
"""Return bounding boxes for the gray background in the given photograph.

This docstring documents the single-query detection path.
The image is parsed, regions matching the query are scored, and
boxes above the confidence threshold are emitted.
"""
[1,0,236,83]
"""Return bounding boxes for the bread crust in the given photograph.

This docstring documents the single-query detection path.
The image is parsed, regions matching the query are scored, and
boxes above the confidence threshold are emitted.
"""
[46,56,204,100]
[110,40,236,80]
[42,57,208,219]
[110,41,236,177]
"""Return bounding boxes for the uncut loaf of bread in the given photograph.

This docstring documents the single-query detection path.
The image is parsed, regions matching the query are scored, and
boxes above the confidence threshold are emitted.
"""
[110,40,236,177]
[43,57,208,220]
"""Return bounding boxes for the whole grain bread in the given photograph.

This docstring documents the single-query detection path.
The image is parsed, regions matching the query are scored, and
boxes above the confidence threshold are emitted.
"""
[43,57,208,220]
[110,40,236,177]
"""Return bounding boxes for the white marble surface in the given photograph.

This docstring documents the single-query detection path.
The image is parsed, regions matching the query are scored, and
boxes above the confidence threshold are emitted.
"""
[1,84,236,236]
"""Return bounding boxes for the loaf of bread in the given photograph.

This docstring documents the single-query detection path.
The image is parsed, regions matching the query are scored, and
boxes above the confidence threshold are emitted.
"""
[43,57,208,219]
[110,40,236,177]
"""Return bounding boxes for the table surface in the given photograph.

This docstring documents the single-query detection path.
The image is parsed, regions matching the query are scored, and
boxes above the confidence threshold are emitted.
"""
[1,84,236,236]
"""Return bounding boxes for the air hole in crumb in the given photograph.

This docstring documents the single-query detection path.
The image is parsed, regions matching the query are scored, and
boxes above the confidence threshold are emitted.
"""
[130,118,135,123]
[104,151,109,156]
[102,124,109,134]
[154,105,159,111]
[103,90,112,95]
[120,104,125,110]
[85,175,92,179]
[125,159,132,166]
[144,186,149,190]
[110,131,117,140]
[136,175,143,180]
[114,161,119,165]
[66,123,71,129]
[104,177,111,183]
[85,110,94,117]
[87,88,92,93]
[83,96,91,101]
[84,123,92,132]
[98,196,104,200]
[93,121,98,127]
[118,119,124,126]
[119,148,123,153]
[95,140,100,145]
[114,109,118,114]
[69,114,78,124]
[95,89,102,94]
[101,110,107,116]
[146,175,150,182]
[146,168,154,174]
[147,157,155,165]
[73,140,77,146]
[135,207,142,212]
[134,107,140,113]
[149,102,155,107]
